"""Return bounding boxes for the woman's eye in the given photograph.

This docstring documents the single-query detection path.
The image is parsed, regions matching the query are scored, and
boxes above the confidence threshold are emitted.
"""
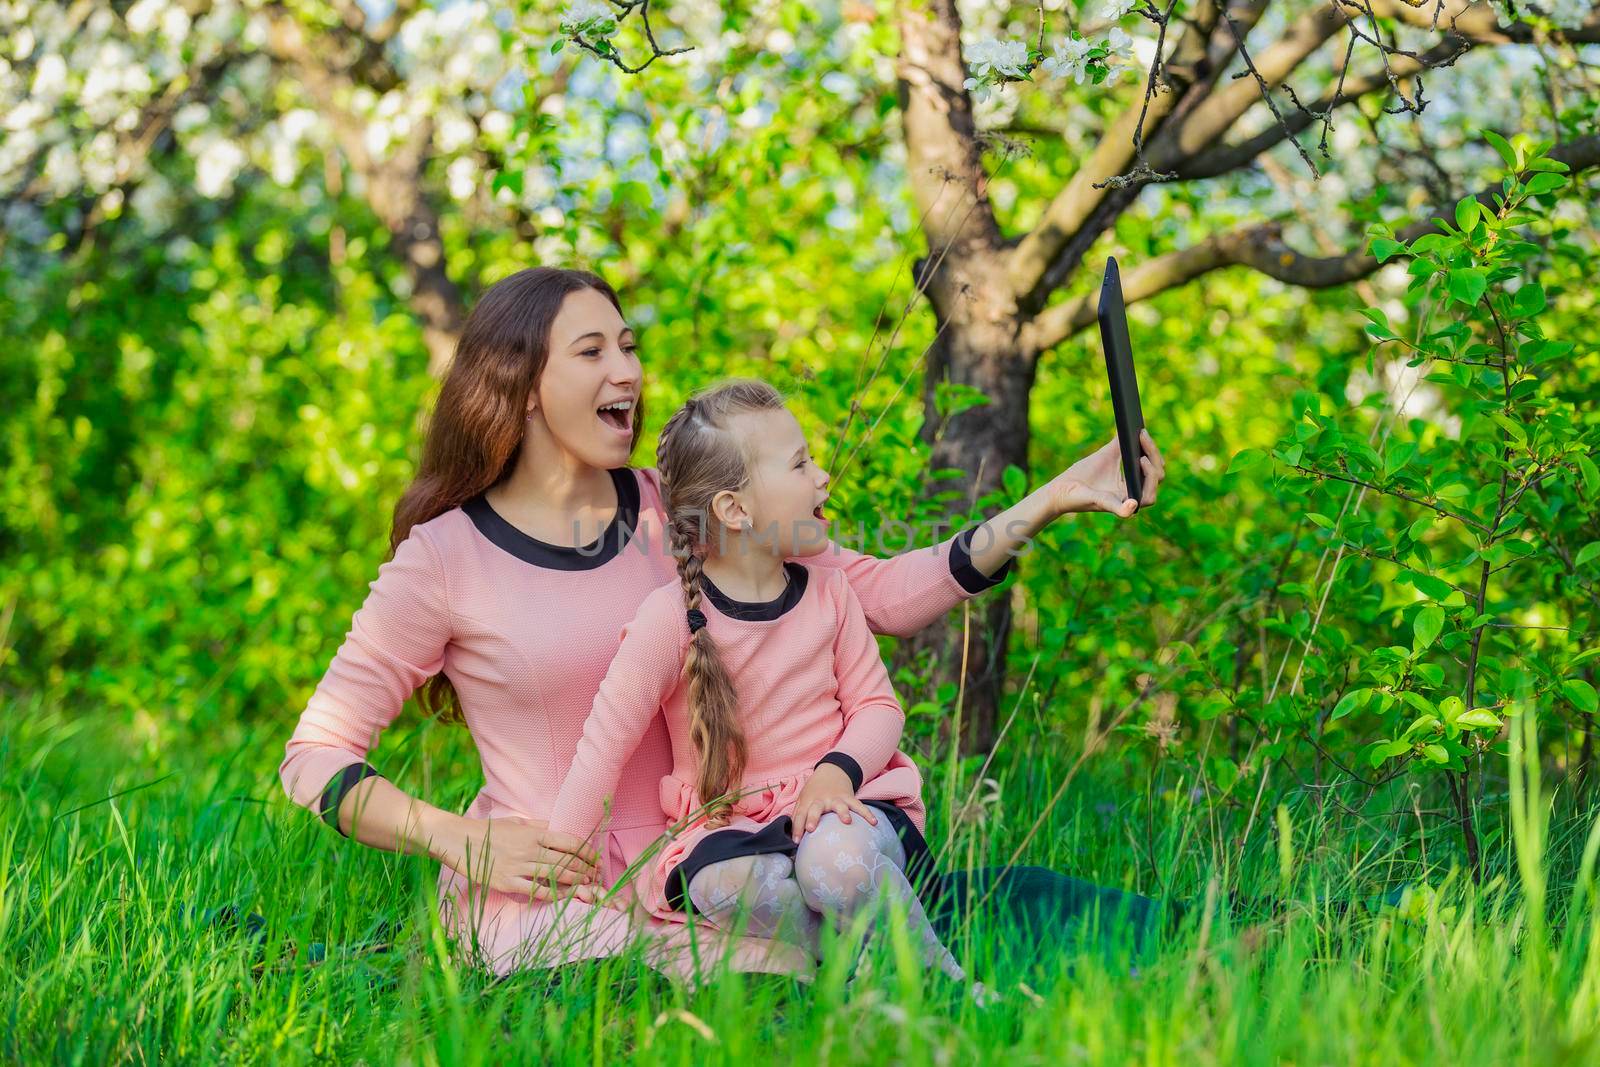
[581,348,601,358]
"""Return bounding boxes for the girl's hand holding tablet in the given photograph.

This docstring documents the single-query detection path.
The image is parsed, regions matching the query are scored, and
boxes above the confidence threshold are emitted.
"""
[1045,428,1166,518]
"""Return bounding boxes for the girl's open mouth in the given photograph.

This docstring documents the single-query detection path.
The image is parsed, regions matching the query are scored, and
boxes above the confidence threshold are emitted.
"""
[597,398,634,436]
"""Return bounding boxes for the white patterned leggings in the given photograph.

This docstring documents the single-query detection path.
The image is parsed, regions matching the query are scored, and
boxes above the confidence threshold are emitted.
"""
[684,812,964,980]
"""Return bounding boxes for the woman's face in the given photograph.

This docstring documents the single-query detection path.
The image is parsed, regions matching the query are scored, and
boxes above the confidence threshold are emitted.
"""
[528,288,642,470]
[720,407,833,558]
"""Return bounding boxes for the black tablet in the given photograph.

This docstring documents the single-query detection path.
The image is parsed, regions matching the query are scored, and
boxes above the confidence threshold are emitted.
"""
[1096,255,1145,506]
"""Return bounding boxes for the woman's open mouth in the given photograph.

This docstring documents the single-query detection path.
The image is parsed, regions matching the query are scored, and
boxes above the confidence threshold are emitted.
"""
[597,398,635,437]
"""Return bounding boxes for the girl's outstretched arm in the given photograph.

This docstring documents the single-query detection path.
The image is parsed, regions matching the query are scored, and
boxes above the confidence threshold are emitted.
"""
[793,430,1169,634]
[548,584,688,840]
[797,524,1013,638]
[636,464,1007,640]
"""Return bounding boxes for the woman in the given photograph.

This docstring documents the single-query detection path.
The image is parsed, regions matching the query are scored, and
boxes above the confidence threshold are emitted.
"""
[278,267,1167,980]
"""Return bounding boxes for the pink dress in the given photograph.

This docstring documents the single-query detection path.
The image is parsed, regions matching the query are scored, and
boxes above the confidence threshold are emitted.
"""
[278,465,1011,976]
[548,561,927,919]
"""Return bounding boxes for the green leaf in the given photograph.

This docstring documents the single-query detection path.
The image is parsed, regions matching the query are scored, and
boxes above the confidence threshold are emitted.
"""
[1578,453,1600,495]
[1368,739,1411,768]
[1447,268,1488,306]
[1511,283,1546,317]
[1404,570,1456,600]
[1370,239,1406,264]
[1489,413,1528,447]
[1525,172,1567,196]
[1562,679,1600,715]
[1330,689,1370,721]
[1361,307,1396,341]
[1422,743,1449,764]
[1273,444,1304,468]
[1399,691,1437,716]
[1228,448,1267,475]
[1408,516,1433,540]
[1458,708,1503,730]
[1575,542,1600,569]
[1307,512,1334,529]
[1002,463,1027,500]
[1484,129,1518,170]
[1454,197,1480,232]
[1413,604,1444,653]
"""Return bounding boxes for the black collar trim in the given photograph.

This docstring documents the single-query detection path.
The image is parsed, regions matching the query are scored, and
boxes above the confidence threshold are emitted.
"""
[701,561,809,621]
[463,467,640,571]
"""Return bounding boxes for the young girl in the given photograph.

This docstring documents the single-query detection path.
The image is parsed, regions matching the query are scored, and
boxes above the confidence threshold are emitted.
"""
[547,378,964,979]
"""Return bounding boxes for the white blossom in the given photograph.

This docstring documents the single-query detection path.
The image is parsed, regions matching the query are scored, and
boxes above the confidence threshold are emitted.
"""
[1100,0,1139,19]
[966,37,1030,79]
[125,0,168,36]
[1106,27,1134,56]
[560,0,616,31]
[1541,0,1593,27]
[192,133,246,197]
[31,54,69,102]
[447,155,478,201]
[1040,38,1092,83]
[963,76,992,103]
[480,110,513,141]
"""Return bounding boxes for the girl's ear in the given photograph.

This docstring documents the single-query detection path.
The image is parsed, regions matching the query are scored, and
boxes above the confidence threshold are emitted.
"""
[709,489,749,538]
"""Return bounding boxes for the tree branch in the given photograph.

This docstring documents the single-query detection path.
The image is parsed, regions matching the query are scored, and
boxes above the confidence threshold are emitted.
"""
[1006,0,1234,312]
[1152,0,1353,167]
[1023,132,1600,352]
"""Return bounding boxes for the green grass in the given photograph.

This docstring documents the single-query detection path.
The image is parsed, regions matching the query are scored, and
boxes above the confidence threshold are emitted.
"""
[6,691,1600,1065]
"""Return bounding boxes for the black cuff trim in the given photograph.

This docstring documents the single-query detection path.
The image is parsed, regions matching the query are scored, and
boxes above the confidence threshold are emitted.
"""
[949,525,1015,594]
[319,762,383,835]
[814,751,864,792]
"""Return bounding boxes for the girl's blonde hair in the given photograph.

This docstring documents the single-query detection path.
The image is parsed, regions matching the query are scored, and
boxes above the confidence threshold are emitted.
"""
[656,378,788,819]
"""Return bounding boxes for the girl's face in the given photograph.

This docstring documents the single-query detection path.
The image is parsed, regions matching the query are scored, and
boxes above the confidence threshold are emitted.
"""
[719,406,832,558]
[528,288,642,470]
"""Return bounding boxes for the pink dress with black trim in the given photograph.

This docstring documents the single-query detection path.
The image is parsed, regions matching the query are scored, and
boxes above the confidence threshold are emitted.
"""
[547,560,924,919]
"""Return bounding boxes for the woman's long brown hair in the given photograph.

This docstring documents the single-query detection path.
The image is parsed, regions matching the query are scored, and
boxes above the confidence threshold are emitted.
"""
[655,379,787,819]
[390,266,645,721]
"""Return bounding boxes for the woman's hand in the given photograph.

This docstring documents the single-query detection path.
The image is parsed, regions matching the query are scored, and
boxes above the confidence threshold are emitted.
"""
[1046,429,1166,518]
[435,814,606,905]
[790,764,879,842]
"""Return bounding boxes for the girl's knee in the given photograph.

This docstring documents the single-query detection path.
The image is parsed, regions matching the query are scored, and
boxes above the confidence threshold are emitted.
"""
[795,813,882,910]
[687,855,763,915]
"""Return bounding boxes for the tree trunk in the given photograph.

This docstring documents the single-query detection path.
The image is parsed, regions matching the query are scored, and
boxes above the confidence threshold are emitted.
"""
[905,252,1035,752]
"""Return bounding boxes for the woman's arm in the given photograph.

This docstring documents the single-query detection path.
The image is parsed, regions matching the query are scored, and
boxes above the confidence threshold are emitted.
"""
[279,528,600,897]
[547,588,687,841]
[279,529,451,822]
[332,776,600,901]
